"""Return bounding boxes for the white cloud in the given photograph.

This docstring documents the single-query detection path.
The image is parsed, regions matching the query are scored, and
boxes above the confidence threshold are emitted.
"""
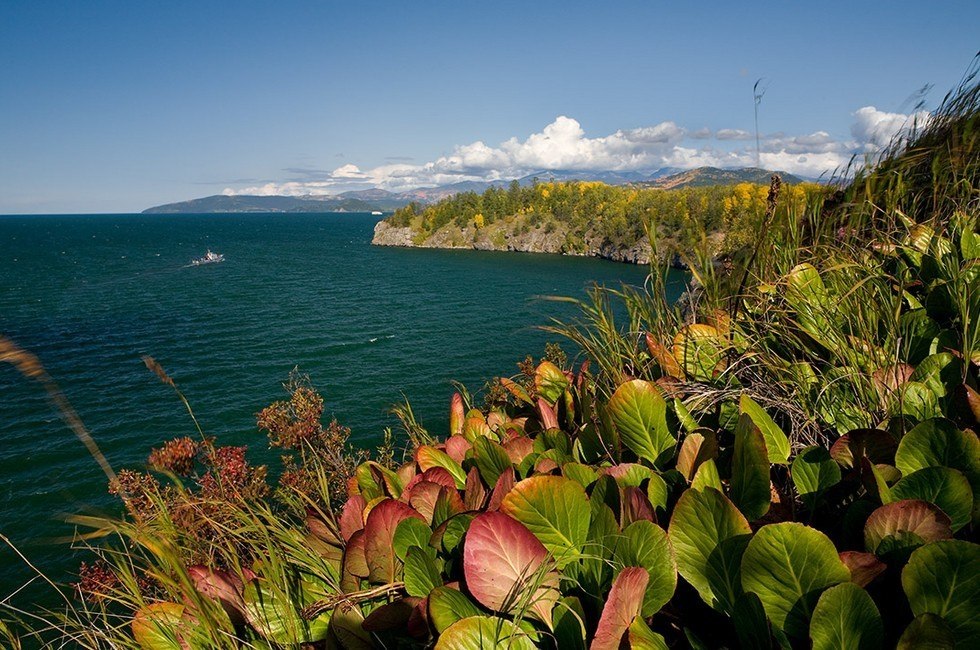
[222,105,931,195]
[716,128,753,141]
[851,106,931,150]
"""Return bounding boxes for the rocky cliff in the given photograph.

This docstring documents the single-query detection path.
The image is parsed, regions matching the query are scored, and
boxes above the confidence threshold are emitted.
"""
[372,219,659,265]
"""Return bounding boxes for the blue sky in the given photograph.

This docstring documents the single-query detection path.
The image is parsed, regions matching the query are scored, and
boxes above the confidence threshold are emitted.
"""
[1,1,977,213]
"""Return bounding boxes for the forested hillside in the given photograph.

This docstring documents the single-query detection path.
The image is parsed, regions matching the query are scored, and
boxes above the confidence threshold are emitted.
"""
[374,179,826,264]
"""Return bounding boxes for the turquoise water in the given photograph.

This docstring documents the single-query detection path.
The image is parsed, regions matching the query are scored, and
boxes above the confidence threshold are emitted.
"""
[0,212,681,597]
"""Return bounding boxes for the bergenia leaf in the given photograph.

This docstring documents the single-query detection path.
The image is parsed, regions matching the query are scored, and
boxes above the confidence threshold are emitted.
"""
[462,511,559,628]
[590,567,649,650]
[364,499,425,583]
[500,475,591,566]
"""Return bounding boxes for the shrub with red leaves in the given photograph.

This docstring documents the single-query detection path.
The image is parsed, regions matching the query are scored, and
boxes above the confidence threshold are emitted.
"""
[147,436,201,476]
[74,561,120,603]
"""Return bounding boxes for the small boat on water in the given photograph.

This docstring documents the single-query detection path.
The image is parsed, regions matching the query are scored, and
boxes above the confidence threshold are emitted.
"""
[191,249,225,266]
[371,211,383,215]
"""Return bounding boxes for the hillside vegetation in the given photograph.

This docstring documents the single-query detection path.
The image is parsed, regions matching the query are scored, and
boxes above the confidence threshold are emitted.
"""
[2,69,979,648]
[375,177,825,264]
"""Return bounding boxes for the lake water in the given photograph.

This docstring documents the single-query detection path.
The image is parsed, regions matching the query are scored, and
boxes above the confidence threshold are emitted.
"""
[0,212,681,598]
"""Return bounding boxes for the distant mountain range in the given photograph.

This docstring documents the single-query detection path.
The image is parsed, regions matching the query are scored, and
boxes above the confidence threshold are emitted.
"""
[639,166,805,189]
[142,167,813,213]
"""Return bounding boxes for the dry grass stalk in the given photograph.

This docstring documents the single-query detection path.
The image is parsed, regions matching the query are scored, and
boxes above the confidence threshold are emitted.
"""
[0,336,117,486]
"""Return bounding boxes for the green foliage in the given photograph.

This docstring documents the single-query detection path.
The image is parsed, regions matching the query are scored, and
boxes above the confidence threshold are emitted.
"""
[667,487,751,614]
[902,540,980,645]
[386,178,828,261]
[809,582,883,650]
[741,523,851,641]
[5,67,980,650]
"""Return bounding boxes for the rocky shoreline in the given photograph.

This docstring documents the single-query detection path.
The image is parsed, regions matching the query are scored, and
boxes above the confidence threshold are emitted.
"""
[372,220,718,268]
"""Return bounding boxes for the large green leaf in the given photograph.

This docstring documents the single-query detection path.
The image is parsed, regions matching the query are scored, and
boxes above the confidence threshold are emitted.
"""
[739,395,791,464]
[808,582,883,650]
[327,605,372,649]
[910,353,959,399]
[792,446,841,510]
[628,617,670,649]
[690,459,723,492]
[785,263,836,346]
[896,614,955,650]
[673,324,726,381]
[891,466,973,531]
[895,418,980,477]
[889,381,940,420]
[732,593,771,650]
[562,462,598,489]
[552,596,587,650]
[607,379,674,465]
[730,414,771,521]
[668,487,751,614]
[535,361,569,406]
[392,517,432,562]
[898,309,940,365]
[428,587,483,634]
[741,522,850,641]
[613,520,677,617]
[500,475,591,566]
[403,546,442,598]
[415,446,467,488]
[902,540,980,645]
[434,615,535,649]
[472,436,513,487]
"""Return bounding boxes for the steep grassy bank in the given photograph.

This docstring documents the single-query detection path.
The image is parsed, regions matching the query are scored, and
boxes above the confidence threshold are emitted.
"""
[2,69,978,648]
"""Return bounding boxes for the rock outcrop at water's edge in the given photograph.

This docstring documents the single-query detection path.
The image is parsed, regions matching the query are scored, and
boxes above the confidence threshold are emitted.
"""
[372,219,725,268]
[372,219,664,265]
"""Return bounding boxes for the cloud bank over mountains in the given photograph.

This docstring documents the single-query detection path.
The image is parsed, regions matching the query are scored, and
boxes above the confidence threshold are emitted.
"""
[224,106,929,197]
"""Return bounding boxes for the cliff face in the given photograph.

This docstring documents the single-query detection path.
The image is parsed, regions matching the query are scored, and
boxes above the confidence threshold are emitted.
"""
[372,219,656,265]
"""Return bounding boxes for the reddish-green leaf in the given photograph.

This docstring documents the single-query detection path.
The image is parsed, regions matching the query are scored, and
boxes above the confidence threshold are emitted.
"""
[364,499,425,583]
[500,475,591,566]
[590,567,649,650]
[864,500,952,557]
[462,511,559,628]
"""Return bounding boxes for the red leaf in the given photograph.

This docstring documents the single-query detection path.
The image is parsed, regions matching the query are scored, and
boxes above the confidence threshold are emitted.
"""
[864,499,952,553]
[591,567,649,650]
[407,596,429,639]
[463,511,559,627]
[407,481,443,524]
[342,530,368,591]
[186,565,245,625]
[450,392,465,436]
[445,435,472,464]
[364,499,425,583]
[621,486,656,526]
[503,436,534,464]
[537,398,559,430]
[839,551,887,587]
[421,467,457,490]
[339,495,367,542]
[488,467,516,511]
[535,457,559,474]
[465,466,488,511]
